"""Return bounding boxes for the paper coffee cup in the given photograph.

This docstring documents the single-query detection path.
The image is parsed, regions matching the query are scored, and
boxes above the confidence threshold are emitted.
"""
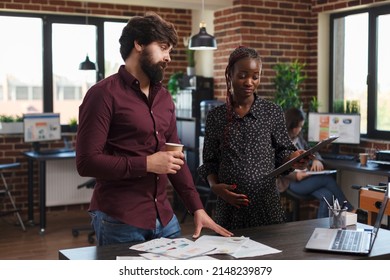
[359,153,368,166]
[165,143,184,152]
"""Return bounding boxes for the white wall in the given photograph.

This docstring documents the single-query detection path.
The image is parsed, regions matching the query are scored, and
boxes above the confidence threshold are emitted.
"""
[317,12,330,112]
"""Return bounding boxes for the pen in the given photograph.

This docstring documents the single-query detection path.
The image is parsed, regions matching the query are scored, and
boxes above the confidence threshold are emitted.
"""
[323,196,332,209]
[334,199,340,210]
[323,196,337,215]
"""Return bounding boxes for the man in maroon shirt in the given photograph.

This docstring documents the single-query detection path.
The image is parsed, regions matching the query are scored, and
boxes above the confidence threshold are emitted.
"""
[76,12,232,245]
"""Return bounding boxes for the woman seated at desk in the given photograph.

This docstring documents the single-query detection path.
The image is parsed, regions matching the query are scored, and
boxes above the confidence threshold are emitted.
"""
[277,108,354,218]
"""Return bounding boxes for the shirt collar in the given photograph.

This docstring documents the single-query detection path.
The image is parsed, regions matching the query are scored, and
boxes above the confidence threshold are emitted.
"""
[240,94,261,120]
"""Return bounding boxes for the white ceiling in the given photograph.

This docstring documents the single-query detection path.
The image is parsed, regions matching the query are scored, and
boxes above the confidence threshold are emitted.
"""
[82,0,232,11]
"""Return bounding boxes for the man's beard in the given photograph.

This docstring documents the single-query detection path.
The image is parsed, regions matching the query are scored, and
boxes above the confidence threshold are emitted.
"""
[140,48,167,84]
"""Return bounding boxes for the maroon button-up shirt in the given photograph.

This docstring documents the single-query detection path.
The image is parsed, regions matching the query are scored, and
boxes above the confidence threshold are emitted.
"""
[76,65,203,229]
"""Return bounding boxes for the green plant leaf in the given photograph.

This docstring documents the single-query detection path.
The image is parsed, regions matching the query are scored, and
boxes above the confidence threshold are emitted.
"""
[273,60,306,111]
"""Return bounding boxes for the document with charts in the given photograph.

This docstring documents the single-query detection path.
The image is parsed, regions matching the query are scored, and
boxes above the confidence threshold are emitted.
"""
[194,235,282,258]
[129,237,216,259]
[194,235,250,254]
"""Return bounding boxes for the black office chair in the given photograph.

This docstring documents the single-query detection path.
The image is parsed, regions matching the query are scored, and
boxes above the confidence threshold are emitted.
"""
[282,189,318,222]
[71,178,96,244]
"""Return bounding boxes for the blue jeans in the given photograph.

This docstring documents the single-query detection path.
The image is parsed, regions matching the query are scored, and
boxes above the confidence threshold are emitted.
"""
[90,210,181,246]
[288,174,354,218]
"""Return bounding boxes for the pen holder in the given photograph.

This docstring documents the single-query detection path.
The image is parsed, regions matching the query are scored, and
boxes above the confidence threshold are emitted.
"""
[329,208,347,229]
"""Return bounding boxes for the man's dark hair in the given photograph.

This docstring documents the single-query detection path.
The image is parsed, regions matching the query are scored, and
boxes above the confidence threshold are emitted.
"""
[119,12,178,61]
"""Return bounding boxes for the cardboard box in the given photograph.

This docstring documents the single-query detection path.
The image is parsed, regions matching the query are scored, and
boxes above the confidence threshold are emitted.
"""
[346,212,357,226]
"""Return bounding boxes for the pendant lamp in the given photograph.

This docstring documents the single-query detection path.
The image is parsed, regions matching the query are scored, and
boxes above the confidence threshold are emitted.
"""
[79,54,96,70]
[79,2,96,70]
[188,0,217,50]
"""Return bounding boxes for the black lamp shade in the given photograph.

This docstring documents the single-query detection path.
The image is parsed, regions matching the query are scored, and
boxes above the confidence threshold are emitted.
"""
[79,55,96,70]
[189,27,217,50]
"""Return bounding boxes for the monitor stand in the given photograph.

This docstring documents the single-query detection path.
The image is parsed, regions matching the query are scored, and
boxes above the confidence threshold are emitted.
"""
[32,142,41,153]
[331,143,340,154]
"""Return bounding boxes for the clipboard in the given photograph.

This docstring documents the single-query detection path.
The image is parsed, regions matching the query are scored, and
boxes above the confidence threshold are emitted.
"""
[267,136,339,178]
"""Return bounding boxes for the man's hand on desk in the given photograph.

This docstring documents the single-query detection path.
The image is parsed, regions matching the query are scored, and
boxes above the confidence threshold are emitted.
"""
[192,209,234,239]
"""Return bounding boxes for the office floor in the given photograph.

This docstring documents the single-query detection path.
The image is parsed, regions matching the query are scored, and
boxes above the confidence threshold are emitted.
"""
[0,210,194,260]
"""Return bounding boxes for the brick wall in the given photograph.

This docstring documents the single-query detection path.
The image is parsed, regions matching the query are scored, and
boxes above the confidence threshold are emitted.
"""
[213,0,314,103]
[213,0,389,105]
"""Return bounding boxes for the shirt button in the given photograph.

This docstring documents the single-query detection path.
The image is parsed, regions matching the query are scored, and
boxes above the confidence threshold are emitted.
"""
[156,131,159,135]
[154,198,157,203]
[156,176,159,180]
[150,110,153,114]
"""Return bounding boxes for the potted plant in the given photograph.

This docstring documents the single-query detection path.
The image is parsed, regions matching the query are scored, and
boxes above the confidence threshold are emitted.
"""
[183,37,196,76]
[333,99,345,113]
[309,96,320,113]
[186,49,196,76]
[0,114,23,134]
[167,71,184,103]
[273,60,306,111]
[68,117,78,132]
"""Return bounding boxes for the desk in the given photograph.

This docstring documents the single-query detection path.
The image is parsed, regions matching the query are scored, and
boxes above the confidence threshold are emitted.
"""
[23,150,76,234]
[323,159,390,209]
[59,218,390,260]
[324,159,390,180]
[360,188,390,225]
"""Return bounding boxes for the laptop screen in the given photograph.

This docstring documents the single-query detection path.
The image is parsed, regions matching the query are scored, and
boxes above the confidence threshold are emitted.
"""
[370,185,389,247]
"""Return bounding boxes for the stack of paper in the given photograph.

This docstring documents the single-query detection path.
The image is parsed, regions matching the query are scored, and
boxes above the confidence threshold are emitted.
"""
[128,235,281,260]
[130,237,216,260]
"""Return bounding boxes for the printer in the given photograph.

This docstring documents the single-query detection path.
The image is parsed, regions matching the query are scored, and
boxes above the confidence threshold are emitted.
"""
[376,150,390,162]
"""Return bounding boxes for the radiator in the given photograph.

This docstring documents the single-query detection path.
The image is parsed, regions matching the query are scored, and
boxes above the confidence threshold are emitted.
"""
[46,159,93,207]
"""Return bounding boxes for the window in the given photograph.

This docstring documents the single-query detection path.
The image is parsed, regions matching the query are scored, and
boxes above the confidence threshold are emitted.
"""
[0,12,127,125]
[0,16,43,115]
[376,14,390,132]
[330,5,390,139]
[104,22,127,77]
[52,23,97,124]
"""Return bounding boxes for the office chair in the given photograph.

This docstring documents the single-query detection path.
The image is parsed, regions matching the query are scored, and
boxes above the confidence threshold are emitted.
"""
[282,189,317,222]
[0,162,26,231]
[71,178,96,244]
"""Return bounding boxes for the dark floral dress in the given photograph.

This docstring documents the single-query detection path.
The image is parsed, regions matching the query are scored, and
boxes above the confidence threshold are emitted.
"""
[198,95,296,230]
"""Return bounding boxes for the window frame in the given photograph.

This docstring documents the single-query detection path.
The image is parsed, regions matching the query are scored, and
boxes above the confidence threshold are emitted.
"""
[329,4,390,140]
[0,11,126,128]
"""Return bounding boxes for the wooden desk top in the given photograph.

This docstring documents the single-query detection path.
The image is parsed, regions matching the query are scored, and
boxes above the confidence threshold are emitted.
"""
[59,218,390,260]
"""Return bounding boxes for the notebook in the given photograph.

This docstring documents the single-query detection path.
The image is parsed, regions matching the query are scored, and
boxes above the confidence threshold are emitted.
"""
[305,185,389,255]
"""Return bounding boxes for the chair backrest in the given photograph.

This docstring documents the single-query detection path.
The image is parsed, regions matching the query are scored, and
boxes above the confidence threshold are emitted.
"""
[77,178,96,189]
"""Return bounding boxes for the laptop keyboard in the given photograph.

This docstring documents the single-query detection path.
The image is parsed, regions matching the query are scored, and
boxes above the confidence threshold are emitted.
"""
[332,230,362,252]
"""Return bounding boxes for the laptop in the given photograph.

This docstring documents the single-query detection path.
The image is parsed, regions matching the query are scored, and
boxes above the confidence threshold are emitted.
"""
[305,185,389,255]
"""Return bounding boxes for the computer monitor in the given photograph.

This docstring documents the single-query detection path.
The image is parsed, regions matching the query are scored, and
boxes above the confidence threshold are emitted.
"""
[307,112,361,145]
[23,113,62,151]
